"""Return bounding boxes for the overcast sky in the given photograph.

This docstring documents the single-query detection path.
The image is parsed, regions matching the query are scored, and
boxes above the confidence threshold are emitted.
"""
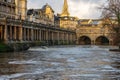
[28,0,107,19]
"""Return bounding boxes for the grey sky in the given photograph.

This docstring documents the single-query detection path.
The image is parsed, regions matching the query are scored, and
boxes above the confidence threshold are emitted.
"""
[28,0,107,19]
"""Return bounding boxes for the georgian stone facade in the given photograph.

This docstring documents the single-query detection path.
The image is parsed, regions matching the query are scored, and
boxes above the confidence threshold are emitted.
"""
[27,3,54,26]
[0,1,76,47]
[15,0,27,20]
[0,0,27,20]
[0,0,16,18]
[0,0,118,46]
[55,0,78,30]
[56,16,78,30]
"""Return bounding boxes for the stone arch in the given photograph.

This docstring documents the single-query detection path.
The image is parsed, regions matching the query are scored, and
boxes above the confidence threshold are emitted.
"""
[95,36,109,45]
[79,36,91,45]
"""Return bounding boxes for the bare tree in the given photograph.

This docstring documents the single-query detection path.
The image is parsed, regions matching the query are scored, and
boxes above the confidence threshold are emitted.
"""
[102,0,120,47]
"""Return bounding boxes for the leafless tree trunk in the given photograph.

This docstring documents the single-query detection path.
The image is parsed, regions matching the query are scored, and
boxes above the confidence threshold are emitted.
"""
[102,0,120,48]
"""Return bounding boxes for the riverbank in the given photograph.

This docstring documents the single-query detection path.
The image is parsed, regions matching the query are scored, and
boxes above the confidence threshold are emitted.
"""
[0,41,75,52]
[109,49,120,52]
[0,43,13,52]
[0,43,30,52]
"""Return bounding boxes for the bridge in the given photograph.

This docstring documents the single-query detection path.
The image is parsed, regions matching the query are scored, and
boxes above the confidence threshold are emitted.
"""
[0,17,76,51]
[76,19,115,45]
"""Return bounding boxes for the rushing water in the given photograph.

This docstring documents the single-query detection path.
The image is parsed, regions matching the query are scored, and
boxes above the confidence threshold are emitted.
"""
[0,45,120,80]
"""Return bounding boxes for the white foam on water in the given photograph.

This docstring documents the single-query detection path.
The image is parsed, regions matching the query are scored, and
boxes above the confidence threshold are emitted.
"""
[9,60,42,65]
[0,73,28,79]
[1,45,119,79]
[102,59,111,62]
[69,74,101,77]
[51,62,61,66]
[0,67,65,79]
[102,65,113,69]
[28,48,49,51]
[67,57,77,63]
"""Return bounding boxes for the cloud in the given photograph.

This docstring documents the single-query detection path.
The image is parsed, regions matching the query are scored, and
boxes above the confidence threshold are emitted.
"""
[28,0,106,19]
[68,0,106,19]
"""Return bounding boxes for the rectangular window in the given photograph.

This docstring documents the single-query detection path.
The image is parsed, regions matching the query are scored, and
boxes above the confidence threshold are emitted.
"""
[7,0,11,2]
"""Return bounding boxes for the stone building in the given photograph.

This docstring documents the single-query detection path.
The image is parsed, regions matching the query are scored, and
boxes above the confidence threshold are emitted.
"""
[55,0,78,30]
[0,0,117,47]
[76,19,115,45]
[15,0,27,20]
[0,0,27,20]
[27,3,54,26]
[0,0,76,49]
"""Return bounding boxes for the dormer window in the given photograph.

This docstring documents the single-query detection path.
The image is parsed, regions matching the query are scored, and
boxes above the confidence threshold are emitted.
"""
[4,0,7,2]
[71,18,73,20]
[4,0,11,2]
[7,0,11,2]
[64,17,68,20]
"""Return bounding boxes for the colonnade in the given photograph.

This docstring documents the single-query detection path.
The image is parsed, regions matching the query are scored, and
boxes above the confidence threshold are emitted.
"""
[0,22,76,45]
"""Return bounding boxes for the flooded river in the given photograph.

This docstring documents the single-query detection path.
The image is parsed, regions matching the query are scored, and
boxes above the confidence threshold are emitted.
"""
[0,45,120,80]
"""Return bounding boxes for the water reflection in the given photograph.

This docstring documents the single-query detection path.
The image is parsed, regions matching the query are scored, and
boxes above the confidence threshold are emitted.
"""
[0,46,120,80]
[0,52,25,75]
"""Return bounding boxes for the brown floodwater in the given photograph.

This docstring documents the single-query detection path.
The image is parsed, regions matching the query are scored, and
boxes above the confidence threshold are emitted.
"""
[0,45,120,80]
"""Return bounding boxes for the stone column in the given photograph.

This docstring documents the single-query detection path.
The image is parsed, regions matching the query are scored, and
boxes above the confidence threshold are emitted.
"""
[31,29,33,41]
[13,26,16,41]
[44,30,46,41]
[42,30,44,41]
[41,30,43,41]
[10,26,13,40]
[34,30,35,41]
[18,26,22,41]
[1,26,3,40]
[57,32,60,44]
[71,34,73,43]
[33,30,35,40]
[37,30,39,41]
[24,28,26,41]
[0,26,1,40]
[38,29,40,41]
[70,34,72,42]
[51,32,53,40]
[26,28,28,40]
[52,31,54,45]
[60,32,62,44]
[35,30,37,41]
[36,30,38,41]
[63,33,65,44]
[67,33,69,44]
[4,25,8,42]
[68,34,70,41]
[46,30,48,42]
[34,29,36,41]
[39,29,41,41]
[72,34,75,44]
[28,29,30,41]
[48,30,50,44]
[33,29,35,41]
[38,30,39,41]
[29,29,31,41]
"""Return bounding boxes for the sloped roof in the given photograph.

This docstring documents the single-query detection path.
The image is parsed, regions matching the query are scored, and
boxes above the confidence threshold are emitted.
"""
[79,19,101,25]
[27,9,42,15]
[42,3,54,13]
